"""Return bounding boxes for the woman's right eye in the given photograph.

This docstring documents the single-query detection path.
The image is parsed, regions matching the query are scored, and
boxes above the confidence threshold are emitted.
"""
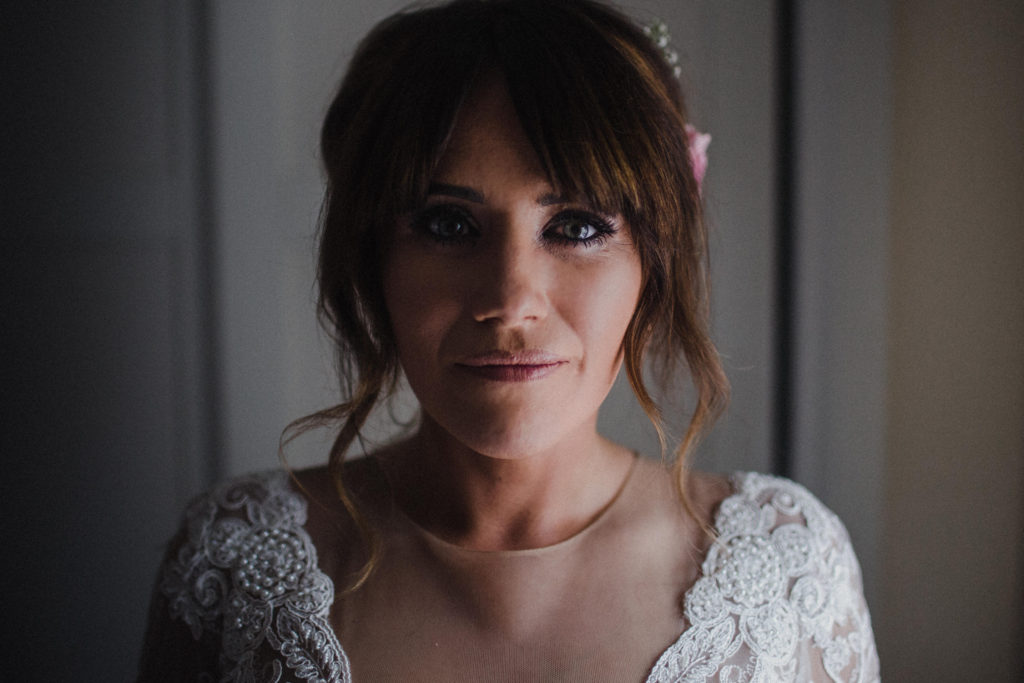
[414,205,477,243]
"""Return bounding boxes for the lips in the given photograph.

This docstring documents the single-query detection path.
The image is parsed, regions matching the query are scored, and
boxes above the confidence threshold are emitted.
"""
[455,350,568,382]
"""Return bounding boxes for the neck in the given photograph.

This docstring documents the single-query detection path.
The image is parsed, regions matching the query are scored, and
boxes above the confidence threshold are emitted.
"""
[381,416,635,551]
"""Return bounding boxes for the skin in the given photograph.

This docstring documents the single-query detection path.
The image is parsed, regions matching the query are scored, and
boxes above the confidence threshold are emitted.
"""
[379,74,644,551]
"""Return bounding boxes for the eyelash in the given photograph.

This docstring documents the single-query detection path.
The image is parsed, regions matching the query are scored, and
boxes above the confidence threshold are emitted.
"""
[412,204,617,248]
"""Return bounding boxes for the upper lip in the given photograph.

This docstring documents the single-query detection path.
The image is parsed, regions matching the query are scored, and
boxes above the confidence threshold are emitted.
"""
[456,350,568,367]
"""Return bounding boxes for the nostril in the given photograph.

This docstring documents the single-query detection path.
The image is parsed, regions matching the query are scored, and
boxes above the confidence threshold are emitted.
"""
[471,268,547,324]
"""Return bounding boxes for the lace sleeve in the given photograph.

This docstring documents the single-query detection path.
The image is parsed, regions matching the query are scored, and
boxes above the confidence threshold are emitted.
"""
[648,473,880,682]
[137,533,220,682]
[764,477,879,682]
[136,471,349,683]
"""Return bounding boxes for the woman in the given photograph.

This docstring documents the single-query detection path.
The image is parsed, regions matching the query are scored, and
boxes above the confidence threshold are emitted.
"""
[140,1,879,680]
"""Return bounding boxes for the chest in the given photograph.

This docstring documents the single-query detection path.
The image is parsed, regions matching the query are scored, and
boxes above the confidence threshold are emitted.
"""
[330,517,698,682]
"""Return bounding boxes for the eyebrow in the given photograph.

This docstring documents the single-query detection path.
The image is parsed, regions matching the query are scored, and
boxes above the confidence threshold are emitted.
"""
[427,182,484,203]
[426,182,569,207]
[537,192,568,206]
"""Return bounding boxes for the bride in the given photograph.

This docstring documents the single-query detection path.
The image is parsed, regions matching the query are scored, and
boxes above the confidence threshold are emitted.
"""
[139,1,879,680]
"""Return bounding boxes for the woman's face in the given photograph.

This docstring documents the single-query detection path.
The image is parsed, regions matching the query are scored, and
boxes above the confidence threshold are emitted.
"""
[383,76,643,459]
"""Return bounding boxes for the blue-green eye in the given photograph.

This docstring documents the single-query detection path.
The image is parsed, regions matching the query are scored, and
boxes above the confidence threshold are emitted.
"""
[430,214,468,238]
[547,211,615,246]
[557,218,598,240]
[415,205,477,243]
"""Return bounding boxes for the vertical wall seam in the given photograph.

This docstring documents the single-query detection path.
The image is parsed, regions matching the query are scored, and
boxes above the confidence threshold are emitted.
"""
[192,0,224,485]
[772,0,797,478]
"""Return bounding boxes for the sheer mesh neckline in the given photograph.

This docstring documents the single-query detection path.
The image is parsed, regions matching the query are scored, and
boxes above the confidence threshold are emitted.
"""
[392,452,642,558]
[156,466,880,681]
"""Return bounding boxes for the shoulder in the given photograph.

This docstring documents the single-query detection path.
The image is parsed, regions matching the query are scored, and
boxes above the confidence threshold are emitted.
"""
[651,471,880,682]
[160,470,328,629]
[714,471,848,544]
[178,470,309,543]
[699,472,868,625]
[139,469,350,680]
[152,469,349,681]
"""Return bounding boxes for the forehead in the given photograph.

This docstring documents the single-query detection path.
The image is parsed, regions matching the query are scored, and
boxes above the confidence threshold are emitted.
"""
[432,74,548,188]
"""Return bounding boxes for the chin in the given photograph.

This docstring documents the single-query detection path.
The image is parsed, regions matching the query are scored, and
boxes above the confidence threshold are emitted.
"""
[433,407,578,460]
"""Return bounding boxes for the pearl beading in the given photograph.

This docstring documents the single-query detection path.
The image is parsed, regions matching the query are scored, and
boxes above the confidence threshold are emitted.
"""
[161,470,878,683]
[233,527,308,600]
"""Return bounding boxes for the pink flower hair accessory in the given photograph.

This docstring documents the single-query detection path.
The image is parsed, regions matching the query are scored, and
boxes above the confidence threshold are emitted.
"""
[685,124,711,194]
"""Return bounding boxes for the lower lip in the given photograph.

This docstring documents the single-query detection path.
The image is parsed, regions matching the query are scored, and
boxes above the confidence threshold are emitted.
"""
[456,362,566,382]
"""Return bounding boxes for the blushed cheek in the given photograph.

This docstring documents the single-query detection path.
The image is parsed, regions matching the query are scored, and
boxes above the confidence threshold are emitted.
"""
[384,257,458,369]
[384,251,432,322]
[382,255,423,360]
[572,263,641,384]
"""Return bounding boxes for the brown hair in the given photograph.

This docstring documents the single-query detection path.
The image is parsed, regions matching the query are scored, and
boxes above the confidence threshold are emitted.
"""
[287,0,729,589]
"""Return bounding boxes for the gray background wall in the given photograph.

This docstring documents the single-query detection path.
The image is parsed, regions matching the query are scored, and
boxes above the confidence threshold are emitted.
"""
[881,1,1024,678]
[2,1,1021,680]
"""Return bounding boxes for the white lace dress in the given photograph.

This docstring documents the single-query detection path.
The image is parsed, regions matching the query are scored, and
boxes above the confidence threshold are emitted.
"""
[140,468,879,682]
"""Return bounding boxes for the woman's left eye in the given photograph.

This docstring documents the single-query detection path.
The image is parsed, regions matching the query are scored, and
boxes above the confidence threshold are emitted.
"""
[547,212,614,246]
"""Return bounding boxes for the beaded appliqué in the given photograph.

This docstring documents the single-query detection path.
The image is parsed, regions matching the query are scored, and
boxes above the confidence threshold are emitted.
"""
[646,473,880,683]
[161,471,877,682]
[161,471,351,683]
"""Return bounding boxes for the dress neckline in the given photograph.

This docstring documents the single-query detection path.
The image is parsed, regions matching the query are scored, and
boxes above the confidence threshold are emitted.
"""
[283,466,738,681]
[163,469,879,681]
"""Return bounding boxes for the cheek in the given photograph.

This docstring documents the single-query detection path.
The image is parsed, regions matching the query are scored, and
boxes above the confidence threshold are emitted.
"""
[565,258,643,375]
[382,250,457,363]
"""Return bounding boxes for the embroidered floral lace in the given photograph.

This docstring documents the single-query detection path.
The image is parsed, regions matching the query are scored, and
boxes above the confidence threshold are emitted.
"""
[155,470,878,682]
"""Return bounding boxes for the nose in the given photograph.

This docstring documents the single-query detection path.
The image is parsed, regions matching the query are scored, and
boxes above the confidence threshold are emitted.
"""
[470,234,549,326]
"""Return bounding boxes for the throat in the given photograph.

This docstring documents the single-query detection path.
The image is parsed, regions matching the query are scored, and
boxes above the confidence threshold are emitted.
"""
[380,431,637,551]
